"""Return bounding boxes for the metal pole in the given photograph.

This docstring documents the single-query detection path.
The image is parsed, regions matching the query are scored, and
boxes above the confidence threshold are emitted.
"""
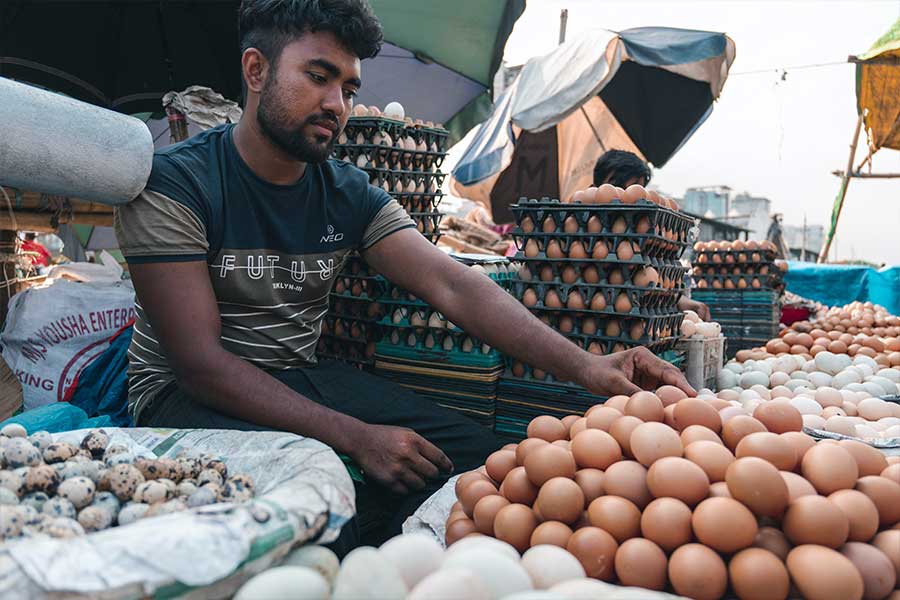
[801,214,807,262]
[818,111,865,263]
[559,9,568,45]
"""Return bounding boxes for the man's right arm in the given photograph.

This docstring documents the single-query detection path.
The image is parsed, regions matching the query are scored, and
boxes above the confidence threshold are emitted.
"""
[128,260,451,493]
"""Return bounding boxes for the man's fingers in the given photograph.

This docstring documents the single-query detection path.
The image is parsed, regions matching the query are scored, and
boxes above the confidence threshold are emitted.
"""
[389,481,410,495]
[407,452,440,480]
[608,374,642,396]
[663,368,697,396]
[400,469,427,492]
[417,437,454,474]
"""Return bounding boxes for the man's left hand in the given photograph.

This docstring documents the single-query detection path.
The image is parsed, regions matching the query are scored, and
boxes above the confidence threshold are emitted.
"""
[678,297,711,322]
[580,347,696,397]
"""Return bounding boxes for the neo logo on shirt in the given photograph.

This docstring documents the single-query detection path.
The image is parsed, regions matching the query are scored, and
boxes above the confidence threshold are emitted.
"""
[321,224,344,244]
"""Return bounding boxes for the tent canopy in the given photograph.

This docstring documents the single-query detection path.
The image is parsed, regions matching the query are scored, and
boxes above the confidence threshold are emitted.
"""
[855,17,900,152]
[450,26,735,221]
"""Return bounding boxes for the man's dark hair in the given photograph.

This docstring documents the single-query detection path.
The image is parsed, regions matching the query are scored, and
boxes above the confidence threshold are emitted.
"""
[593,150,651,188]
[239,0,384,67]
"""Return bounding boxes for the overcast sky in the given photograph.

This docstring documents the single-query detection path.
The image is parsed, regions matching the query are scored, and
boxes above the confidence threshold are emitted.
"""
[459,0,900,264]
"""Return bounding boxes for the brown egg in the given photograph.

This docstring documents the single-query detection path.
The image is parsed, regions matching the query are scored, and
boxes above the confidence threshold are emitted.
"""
[524,239,540,257]
[609,416,643,458]
[459,479,499,517]
[783,495,849,548]
[560,415,580,430]
[455,470,490,497]
[841,542,897,600]
[630,422,683,467]
[574,468,605,504]
[541,216,557,233]
[524,444,577,486]
[445,517,478,545]
[545,289,563,308]
[582,265,601,284]
[520,216,535,233]
[839,440,889,477]
[663,404,678,428]
[780,431,816,466]
[522,288,538,307]
[802,443,859,495]
[625,391,665,422]
[709,481,732,498]
[500,466,539,505]
[729,548,791,600]
[681,425,723,446]
[726,457,790,517]
[485,451,518,484]
[872,530,900,581]
[591,241,608,261]
[566,527,619,580]
[611,216,628,234]
[753,526,792,561]
[622,184,647,204]
[855,476,900,526]
[546,239,564,259]
[604,395,630,412]
[605,319,621,337]
[588,289,607,310]
[604,460,652,508]
[647,457,710,506]
[781,471,818,502]
[608,268,625,285]
[587,495,641,543]
[569,418,588,440]
[722,416,768,451]
[537,477,585,524]
[493,503,538,552]
[616,240,634,260]
[472,494,510,534]
[641,497,693,551]
[566,291,585,311]
[668,544,728,600]
[753,401,803,433]
[527,415,569,442]
[691,498,758,554]
[613,292,632,313]
[568,240,588,259]
[828,489,880,542]
[615,538,668,591]
[563,215,579,233]
[882,463,900,481]
[787,545,864,600]
[657,385,689,406]
[515,438,549,466]
[530,520,573,548]
[736,432,798,471]
[585,406,622,431]
[684,440,735,482]
[674,398,722,433]
[571,429,622,470]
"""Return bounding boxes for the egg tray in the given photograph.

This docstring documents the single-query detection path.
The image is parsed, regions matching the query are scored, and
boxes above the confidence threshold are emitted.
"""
[410,211,443,239]
[396,193,443,214]
[342,117,449,152]
[513,232,688,263]
[378,327,503,362]
[516,260,686,292]
[316,340,375,368]
[559,328,682,355]
[328,295,385,321]
[360,166,447,192]
[332,276,386,300]
[693,262,782,277]
[382,275,514,310]
[511,279,684,313]
[694,273,784,292]
[375,342,504,370]
[333,143,447,172]
[528,306,686,338]
[693,247,777,262]
[511,199,695,243]
[320,316,381,342]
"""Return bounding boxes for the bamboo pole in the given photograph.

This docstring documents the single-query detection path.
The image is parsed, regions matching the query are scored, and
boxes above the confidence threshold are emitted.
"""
[0,211,114,232]
[830,171,900,179]
[819,112,865,263]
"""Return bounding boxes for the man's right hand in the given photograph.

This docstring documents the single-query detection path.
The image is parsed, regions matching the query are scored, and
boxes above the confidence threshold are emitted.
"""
[353,424,453,495]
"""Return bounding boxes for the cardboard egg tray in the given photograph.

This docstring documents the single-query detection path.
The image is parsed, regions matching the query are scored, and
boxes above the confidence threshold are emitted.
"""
[511,279,684,314]
[516,260,686,293]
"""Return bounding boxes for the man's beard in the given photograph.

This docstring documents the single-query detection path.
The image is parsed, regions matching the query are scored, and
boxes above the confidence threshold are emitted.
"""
[257,75,338,164]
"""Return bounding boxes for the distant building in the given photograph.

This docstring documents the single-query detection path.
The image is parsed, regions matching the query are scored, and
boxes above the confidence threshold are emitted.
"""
[783,223,824,262]
[682,186,731,219]
[730,193,772,241]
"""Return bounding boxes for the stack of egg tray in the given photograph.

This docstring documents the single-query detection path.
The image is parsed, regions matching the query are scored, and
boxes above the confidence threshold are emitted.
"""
[334,116,449,244]
[373,257,514,428]
[319,254,386,369]
[692,246,784,290]
[692,289,782,358]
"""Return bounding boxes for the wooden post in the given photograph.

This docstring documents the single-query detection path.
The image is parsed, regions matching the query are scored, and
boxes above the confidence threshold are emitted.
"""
[0,231,18,326]
[819,111,865,263]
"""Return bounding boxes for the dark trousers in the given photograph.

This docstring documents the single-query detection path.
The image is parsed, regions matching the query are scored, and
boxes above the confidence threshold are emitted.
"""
[135,359,501,553]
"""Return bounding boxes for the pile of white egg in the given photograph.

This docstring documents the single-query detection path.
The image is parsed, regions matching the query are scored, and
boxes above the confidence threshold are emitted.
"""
[716,351,900,440]
[680,310,722,340]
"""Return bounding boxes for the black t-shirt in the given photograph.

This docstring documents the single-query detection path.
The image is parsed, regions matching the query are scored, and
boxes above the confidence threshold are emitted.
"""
[114,124,413,416]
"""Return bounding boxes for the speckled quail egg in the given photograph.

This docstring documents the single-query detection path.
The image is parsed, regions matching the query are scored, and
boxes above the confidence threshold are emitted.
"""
[203,458,228,479]
[77,506,113,532]
[187,486,218,508]
[0,471,24,497]
[19,505,40,526]
[220,477,254,503]
[58,461,85,480]
[90,491,120,515]
[6,438,43,468]
[0,424,26,438]
[21,513,52,537]
[173,457,198,480]
[133,480,171,504]
[46,517,84,538]
[105,451,135,466]
[134,458,164,480]
[197,469,223,488]
[43,442,78,464]
[57,476,95,509]
[27,431,52,451]
[80,430,109,458]
[0,488,19,505]
[145,497,187,517]
[228,474,255,492]
[42,496,76,520]
[176,480,199,497]
[103,444,129,459]
[0,435,11,449]
[157,478,177,495]
[102,464,145,501]
[21,492,49,512]
[25,465,60,494]
[159,458,184,481]
[90,461,107,484]
[0,505,25,538]
[117,502,150,526]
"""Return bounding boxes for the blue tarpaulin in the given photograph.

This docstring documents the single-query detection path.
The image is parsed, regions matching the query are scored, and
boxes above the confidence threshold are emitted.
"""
[67,325,133,427]
[785,262,900,314]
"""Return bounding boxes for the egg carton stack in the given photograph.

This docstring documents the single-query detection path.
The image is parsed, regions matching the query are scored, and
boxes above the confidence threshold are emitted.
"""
[496,196,696,440]
[691,240,786,291]
[318,255,386,369]
[372,257,516,428]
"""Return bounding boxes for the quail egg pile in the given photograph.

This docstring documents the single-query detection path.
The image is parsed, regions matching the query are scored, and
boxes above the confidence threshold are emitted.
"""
[0,425,255,541]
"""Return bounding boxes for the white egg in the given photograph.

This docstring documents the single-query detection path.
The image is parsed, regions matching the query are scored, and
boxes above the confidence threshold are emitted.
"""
[814,351,842,375]
[683,310,701,323]
[549,579,618,598]
[769,372,790,387]
[770,385,794,399]
[845,383,868,393]
[789,371,809,381]
[501,592,560,600]
[281,545,340,587]
[853,355,878,370]
[383,102,405,120]
[717,389,741,402]
[407,568,491,600]
[876,368,900,383]
[740,372,769,389]
[235,567,330,600]
[742,399,763,413]
[785,379,811,391]
[521,545,586,589]
[855,424,880,439]
[444,537,520,562]
[858,398,894,420]
[379,534,444,590]
[884,425,900,438]
[720,406,748,423]
[825,416,857,436]
[833,370,862,389]
[717,370,738,389]
[802,414,827,429]
[681,320,698,337]
[866,376,898,396]
[750,385,772,400]
[808,372,833,388]
[332,547,407,600]
[725,363,744,375]
[791,397,823,416]
[442,549,532,599]
[816,387,845,407]
[856,364,876,379]
[879,417,900,427]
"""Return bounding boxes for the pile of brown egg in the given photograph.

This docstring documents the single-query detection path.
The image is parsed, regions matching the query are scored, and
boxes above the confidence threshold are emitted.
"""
[692,240,787,290]
[446,388,900,600]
